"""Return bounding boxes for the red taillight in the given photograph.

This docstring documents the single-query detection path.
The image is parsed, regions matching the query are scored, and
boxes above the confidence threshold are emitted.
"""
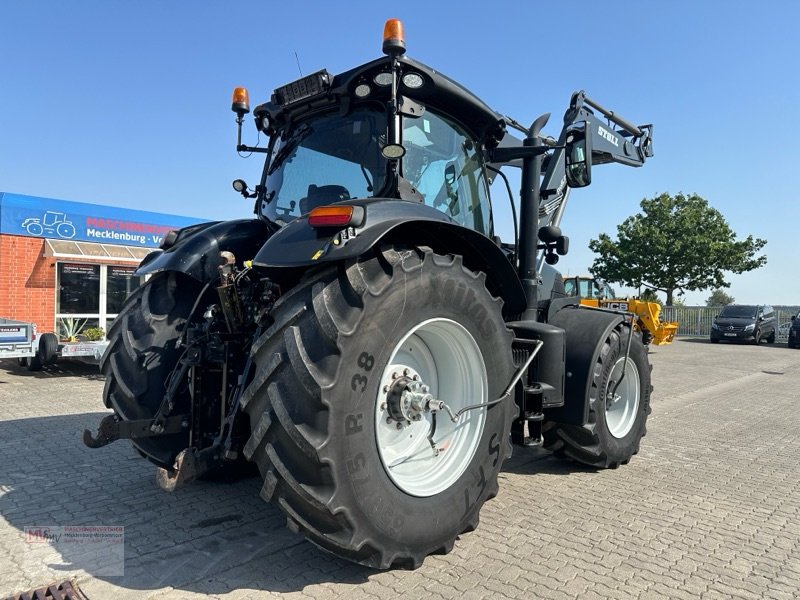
[308,205,364,228]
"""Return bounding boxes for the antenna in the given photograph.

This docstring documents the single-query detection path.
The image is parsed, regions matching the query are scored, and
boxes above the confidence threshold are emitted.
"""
[294,51,303,76]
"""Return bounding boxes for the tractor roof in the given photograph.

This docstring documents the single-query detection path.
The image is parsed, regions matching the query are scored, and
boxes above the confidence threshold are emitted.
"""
[254,55,508,148]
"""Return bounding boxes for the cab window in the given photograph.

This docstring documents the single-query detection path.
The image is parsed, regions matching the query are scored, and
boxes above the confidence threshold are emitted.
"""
[262,107,387,224]
[402,111,491,236]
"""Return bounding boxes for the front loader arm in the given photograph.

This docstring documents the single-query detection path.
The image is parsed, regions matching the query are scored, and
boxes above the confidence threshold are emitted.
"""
[568,91,653,167]
[536,91,653,229]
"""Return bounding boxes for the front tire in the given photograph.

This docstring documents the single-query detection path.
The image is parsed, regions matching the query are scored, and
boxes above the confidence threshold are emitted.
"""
[543,322,651,468]
[241,246,514,569]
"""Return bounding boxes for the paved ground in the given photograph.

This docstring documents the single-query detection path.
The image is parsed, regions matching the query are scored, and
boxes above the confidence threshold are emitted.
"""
[0,338,798,599]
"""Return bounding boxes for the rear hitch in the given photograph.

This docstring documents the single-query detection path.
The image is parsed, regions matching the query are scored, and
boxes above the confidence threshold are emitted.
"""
[82,414,121,448]
[82,414,188,448]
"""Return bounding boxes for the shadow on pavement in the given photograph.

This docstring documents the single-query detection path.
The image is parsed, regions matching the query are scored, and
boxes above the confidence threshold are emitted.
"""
[503,444,596,476]
[0,412,371,597]
[676,337,791,350]
[0,411,595,595]
[0,359,105,381]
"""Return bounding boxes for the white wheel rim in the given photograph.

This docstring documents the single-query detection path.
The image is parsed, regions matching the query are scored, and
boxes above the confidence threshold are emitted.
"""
[605,357,640,438]
[375,318,487,497]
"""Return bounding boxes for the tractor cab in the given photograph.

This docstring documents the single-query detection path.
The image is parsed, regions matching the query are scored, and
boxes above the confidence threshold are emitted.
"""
[564,276,616,300]
[230,23,506,238]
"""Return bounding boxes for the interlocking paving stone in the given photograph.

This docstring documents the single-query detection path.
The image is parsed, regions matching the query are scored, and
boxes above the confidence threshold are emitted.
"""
[0,339,798,599]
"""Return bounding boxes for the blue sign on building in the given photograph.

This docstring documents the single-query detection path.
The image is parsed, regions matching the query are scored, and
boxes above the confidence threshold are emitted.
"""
[0,192,207,248]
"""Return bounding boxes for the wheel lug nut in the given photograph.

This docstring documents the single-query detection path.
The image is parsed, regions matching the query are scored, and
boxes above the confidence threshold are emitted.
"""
[413,374,419,381]
[380,402,387,411]
[403,368,409,376]
[383,385,389,393]
[386,417,393,424]
[396,422,403,430]
[392,372,398,380]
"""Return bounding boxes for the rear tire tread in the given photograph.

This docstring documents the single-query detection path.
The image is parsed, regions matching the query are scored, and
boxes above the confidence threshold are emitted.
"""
[242,246,514,569]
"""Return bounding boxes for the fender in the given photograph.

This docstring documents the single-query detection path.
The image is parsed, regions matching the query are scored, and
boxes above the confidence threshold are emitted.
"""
[253,199,526,315]
[135,219,274,283]
[545,305,625,426]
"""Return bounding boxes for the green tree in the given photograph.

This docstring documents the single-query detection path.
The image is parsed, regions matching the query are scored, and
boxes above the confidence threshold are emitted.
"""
[706,289,735,306]
[639,288,662,304]
[588,192,767,305]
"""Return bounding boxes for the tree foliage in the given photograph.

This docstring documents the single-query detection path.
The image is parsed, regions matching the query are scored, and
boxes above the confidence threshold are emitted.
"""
[706,289,735,306]
[589,192,767,305]
[639,288,662,305]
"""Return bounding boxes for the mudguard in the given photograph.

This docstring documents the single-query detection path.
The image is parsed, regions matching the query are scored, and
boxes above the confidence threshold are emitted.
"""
[253,198,526,315]
[135,219,273,283]
[545,305,625,426]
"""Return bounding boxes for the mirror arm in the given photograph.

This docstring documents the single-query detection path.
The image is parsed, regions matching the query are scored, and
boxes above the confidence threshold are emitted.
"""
[236,144,269,154]
[490,145,552,164]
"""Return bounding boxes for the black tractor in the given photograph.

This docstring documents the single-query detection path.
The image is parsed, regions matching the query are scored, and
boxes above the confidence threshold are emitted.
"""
[86,19,654,569]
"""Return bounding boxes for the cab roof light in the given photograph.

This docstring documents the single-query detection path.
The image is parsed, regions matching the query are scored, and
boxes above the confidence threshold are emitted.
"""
[231,87,250,116]
[308,205,365,228]
[382,18,406,56]
[272,70,332,106]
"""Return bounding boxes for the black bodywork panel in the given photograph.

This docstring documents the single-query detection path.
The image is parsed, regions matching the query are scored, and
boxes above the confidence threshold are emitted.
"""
[252,198,526,316]
[508,319,566,407]
[544,305,624,426]
[132,202,525,316]
[136,219,274,283]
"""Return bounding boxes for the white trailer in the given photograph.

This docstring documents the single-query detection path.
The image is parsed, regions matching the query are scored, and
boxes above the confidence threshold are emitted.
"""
[1,317,107,370]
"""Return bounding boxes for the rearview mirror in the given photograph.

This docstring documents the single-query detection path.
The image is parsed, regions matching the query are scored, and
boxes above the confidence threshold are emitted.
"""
[565,121,592,188]
[445,163,456,186]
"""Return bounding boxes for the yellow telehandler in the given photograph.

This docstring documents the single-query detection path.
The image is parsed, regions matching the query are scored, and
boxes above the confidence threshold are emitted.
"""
[563,276,678,345]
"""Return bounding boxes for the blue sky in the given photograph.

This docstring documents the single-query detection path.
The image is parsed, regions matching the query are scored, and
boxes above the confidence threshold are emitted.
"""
[2,2,797,305]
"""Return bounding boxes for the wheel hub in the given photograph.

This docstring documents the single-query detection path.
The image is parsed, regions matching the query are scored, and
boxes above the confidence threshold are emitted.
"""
[386,375,434,424]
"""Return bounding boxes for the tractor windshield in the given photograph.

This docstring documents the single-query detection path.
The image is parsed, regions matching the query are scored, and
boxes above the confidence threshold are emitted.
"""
[262,107,387,224]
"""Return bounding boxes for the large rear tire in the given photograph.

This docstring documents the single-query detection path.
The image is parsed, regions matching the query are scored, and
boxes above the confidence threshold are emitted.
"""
[101,272,203,468]
[241,246,514,569]
[543,322,651,468]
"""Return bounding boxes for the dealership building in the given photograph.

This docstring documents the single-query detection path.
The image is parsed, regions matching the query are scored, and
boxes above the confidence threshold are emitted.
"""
[0,192,204,337]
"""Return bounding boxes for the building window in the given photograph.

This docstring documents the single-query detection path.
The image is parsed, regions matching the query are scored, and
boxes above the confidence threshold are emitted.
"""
[56,262,143,338]
[57,263,100,314]
[107,266,140,314]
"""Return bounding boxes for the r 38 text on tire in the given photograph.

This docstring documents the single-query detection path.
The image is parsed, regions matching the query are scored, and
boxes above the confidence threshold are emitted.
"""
[350,352,374,392]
